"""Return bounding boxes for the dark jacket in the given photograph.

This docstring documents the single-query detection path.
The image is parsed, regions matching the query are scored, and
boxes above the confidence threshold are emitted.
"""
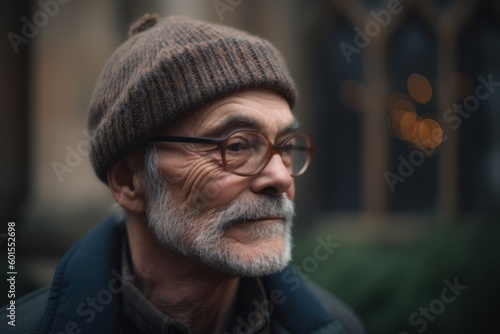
[0,216,365,334]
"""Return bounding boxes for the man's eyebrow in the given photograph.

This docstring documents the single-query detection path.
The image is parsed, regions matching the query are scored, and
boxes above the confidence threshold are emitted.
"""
[203,114,300,138]
[281,121,300,134]
[203,115,259,137]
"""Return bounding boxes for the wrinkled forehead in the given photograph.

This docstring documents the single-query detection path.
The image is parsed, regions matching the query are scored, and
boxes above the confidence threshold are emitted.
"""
[162,89,298,138]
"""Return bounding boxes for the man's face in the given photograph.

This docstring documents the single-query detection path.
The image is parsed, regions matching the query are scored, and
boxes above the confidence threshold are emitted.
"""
[143,89,298,277]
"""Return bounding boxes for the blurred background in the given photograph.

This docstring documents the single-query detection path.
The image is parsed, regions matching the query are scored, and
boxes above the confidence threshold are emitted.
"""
[1,0,499,333]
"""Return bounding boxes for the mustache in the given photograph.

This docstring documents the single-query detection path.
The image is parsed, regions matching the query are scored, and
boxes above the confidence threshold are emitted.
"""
[213,194,295,230]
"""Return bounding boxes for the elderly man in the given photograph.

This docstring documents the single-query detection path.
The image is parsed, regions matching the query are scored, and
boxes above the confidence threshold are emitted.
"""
[1,15,365,334]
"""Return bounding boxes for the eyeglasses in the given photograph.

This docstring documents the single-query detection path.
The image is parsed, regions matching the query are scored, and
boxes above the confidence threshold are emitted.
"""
[151,129,315,177]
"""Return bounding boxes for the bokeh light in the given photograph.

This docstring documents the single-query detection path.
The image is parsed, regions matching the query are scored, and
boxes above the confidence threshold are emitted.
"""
[417,117,443,149]
[388,74,443,152]
[389,92,416,116]
[389,92,416,140]
[407,73,432,104]
[392,97,416,114]
[399,111,420,142]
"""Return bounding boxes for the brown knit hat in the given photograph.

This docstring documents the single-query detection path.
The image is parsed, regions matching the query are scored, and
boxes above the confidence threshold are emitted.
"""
[88,14,296,183]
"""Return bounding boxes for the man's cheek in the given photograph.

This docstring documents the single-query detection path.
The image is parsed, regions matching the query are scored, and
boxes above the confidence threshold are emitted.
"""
[189,172,252,214]
[182,169,227,209]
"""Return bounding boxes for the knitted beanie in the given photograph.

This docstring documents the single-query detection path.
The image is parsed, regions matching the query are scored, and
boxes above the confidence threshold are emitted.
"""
[88,14,296,183]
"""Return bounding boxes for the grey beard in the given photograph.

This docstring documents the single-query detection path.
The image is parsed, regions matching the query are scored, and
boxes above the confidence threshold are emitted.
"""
[145,168,294,277]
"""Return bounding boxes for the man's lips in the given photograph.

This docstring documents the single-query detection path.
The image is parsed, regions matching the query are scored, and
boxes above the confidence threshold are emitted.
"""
[242,217,284,223]
[225,217,285,228]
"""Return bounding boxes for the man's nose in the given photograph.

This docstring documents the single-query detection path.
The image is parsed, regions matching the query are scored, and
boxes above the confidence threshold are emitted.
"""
[249,154,294,196]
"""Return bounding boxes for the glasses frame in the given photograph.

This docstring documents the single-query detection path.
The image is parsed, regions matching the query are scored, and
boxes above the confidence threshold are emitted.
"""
[151,129,315,177]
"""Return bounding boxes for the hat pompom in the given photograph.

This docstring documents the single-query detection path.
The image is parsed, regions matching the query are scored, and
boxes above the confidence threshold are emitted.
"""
[128,13,159,36]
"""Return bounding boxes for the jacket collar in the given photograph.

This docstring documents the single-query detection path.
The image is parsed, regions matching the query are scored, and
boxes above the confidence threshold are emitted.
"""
[38,216,343,334]
[39,216,126,334]
[262,268,341,333]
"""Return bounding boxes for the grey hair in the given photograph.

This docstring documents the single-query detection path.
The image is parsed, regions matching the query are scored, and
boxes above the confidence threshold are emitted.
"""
[139,142,161,196]
[111,143,159,222]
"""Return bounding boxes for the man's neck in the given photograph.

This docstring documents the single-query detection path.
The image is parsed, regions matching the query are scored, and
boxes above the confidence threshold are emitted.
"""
[126,214,239,334]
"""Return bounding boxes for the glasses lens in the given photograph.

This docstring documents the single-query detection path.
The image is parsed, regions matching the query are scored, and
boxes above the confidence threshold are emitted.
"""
[224,132,268,174]
[281,135,311,176]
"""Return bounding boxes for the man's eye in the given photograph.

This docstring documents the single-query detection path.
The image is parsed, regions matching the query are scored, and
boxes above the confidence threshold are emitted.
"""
[226,140,250,152]
[283,143,296,153]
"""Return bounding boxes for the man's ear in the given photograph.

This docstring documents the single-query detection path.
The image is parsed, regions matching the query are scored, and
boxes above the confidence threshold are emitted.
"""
[107,151,147,214]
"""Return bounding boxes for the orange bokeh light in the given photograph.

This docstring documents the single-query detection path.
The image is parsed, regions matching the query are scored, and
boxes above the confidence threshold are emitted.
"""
[388,74,443,152]
[399,111,420,141]
[407,73,432,104]
[393,98,416,114]
[417,118,443,149]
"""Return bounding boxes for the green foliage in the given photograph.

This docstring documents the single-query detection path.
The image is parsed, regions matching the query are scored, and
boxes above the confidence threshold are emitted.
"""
[292,221,500,334]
